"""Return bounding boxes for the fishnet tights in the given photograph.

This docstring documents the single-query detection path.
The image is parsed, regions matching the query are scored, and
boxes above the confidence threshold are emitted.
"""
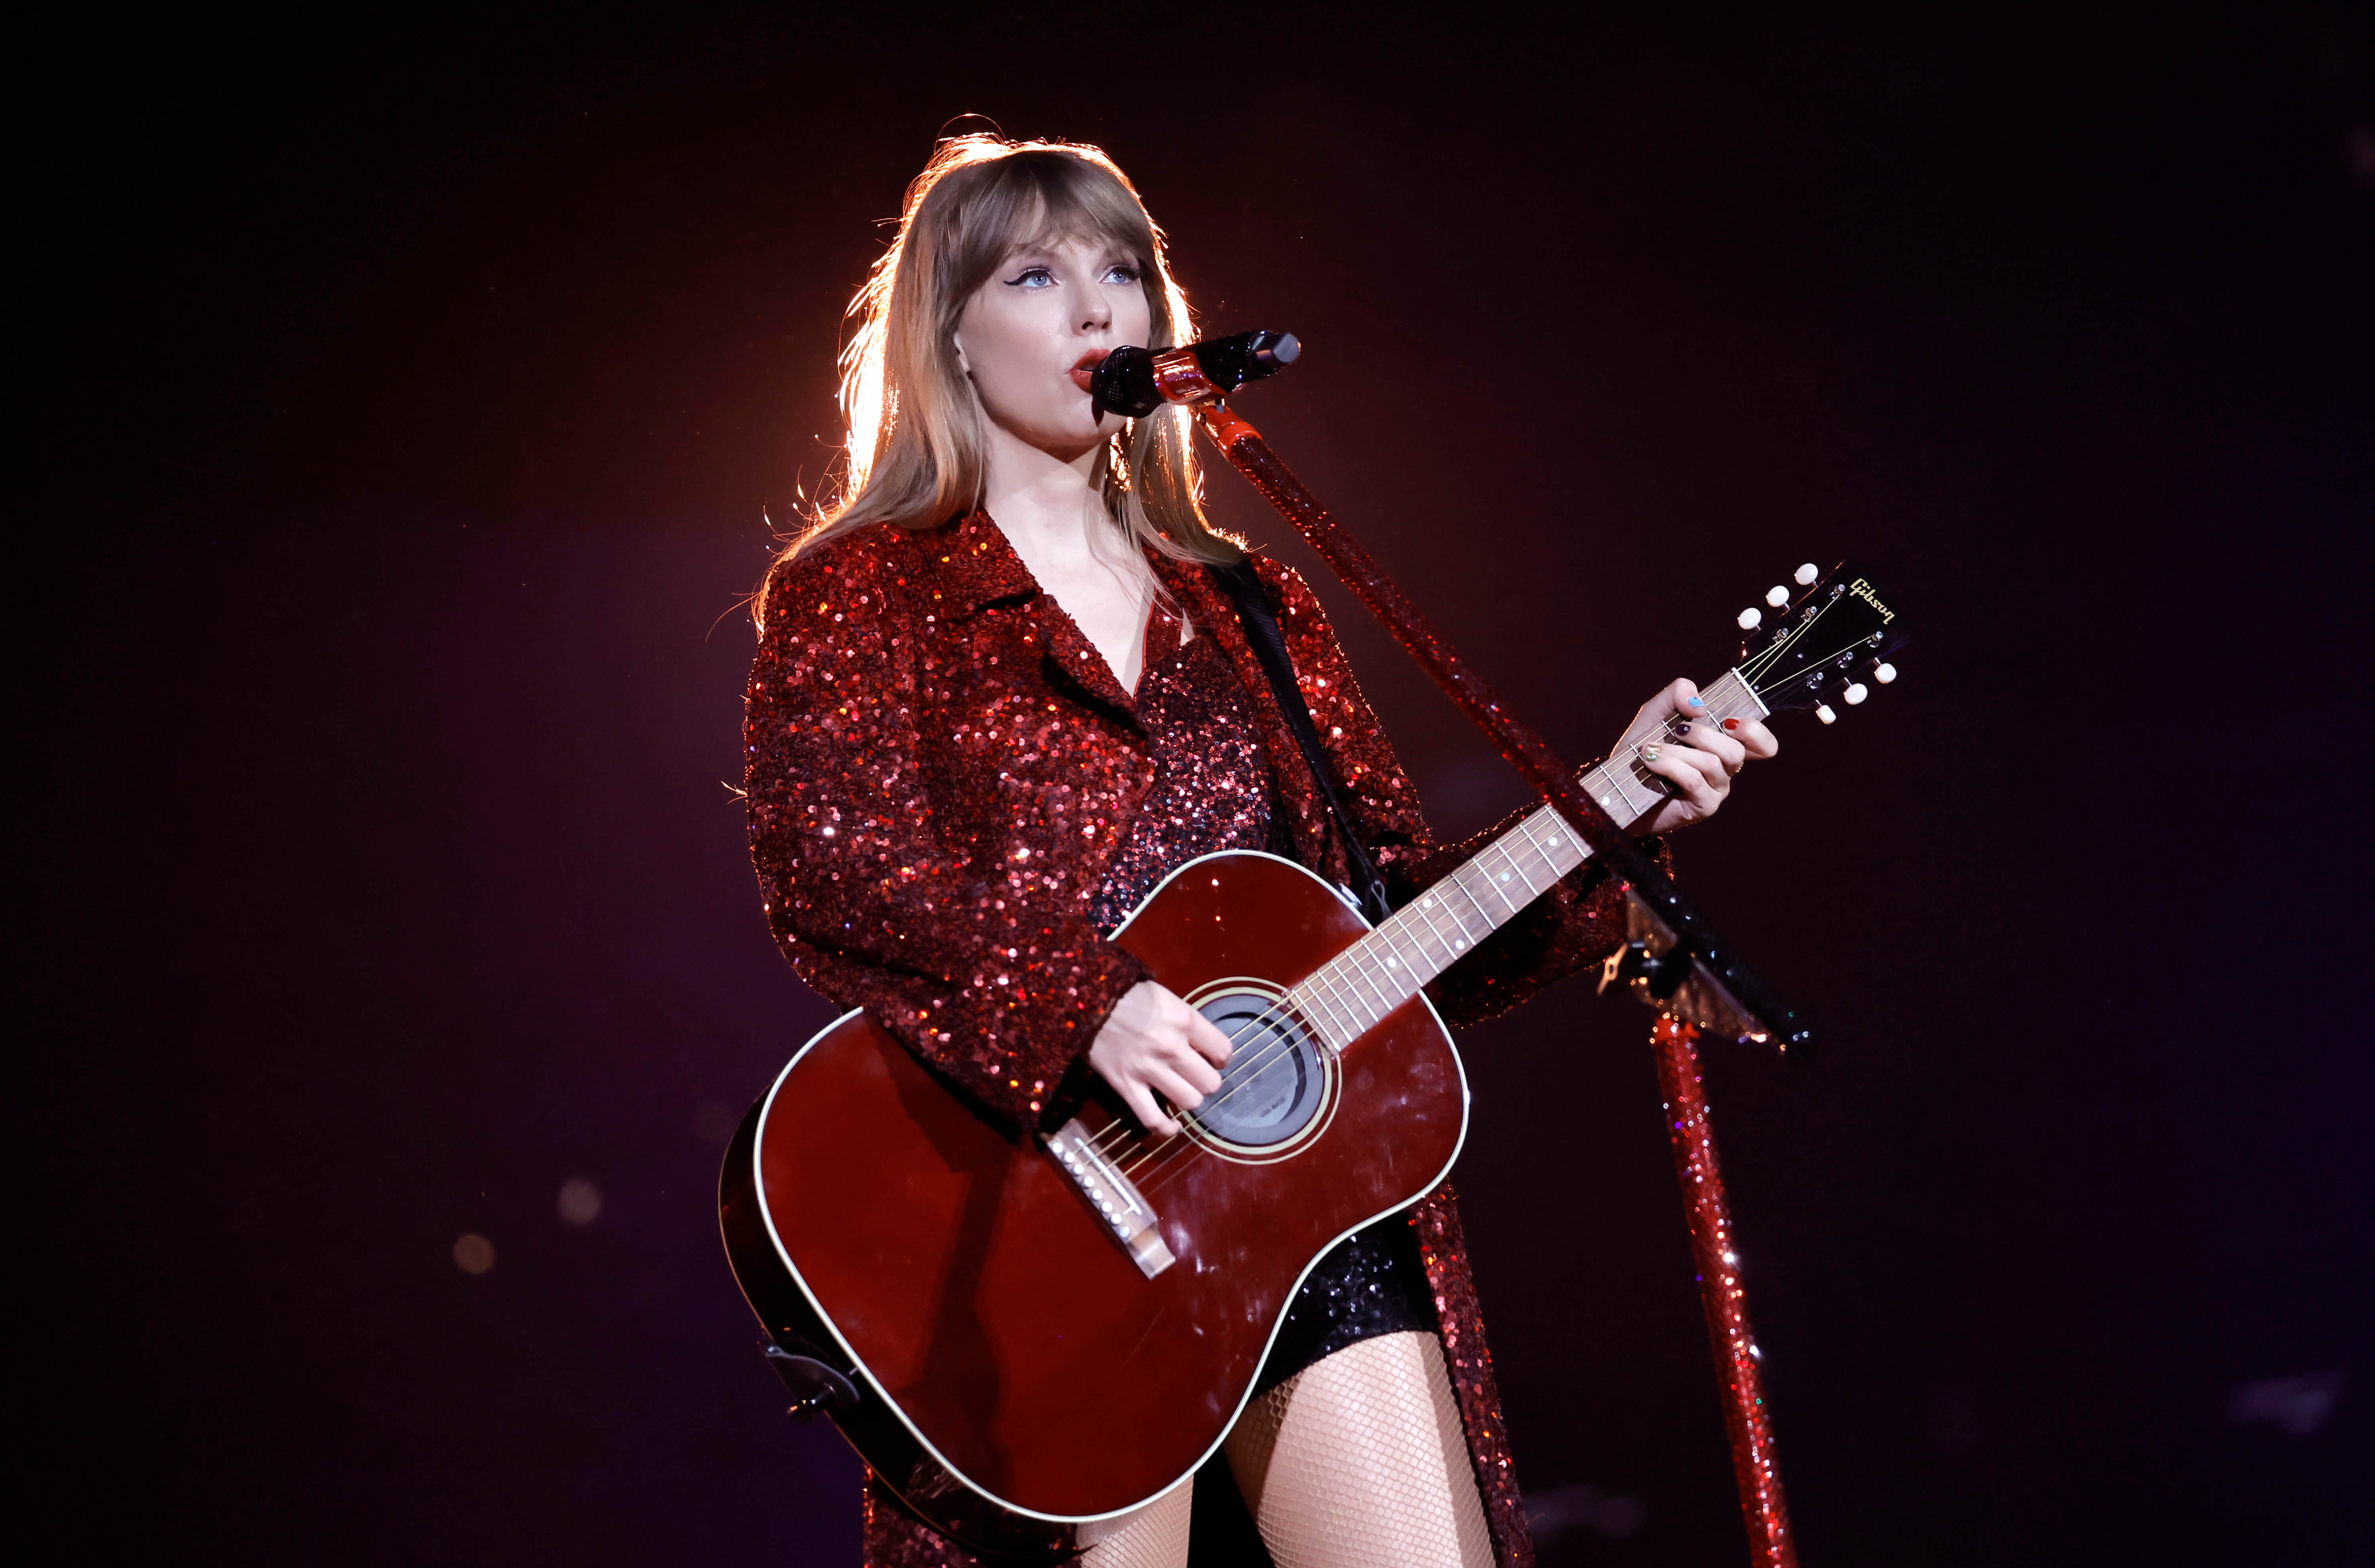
[1075,1476,1193,1568]
[1073,1329,1492,1568]
[1225,1329,1495,1568]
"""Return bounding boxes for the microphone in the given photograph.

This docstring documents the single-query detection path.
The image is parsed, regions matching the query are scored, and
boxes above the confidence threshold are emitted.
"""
[1089,329,1300,418]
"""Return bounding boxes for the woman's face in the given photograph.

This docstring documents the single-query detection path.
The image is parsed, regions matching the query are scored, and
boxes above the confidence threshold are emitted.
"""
[953,232,1151,461]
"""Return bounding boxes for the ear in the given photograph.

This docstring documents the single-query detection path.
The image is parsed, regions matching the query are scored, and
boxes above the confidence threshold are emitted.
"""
[950,328,972,378]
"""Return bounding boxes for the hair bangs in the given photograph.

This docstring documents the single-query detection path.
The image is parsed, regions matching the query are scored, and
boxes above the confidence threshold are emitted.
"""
[935,154,1160,325]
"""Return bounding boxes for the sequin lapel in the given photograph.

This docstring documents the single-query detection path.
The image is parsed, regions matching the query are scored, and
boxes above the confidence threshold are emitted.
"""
[930,513,1142,719]
[1151,554,1347,888]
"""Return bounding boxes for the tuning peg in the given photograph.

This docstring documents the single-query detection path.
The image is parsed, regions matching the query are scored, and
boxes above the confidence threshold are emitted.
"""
[1874,662,1896,683]
[1844,682,1868,705]
[1794,562,1820,585]
[1764,585,1789,607]
[1737,607,1763,630]
[1815,703,1837,724]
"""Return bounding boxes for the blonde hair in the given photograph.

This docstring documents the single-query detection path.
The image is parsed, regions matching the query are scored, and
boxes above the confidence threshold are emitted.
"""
[764,134,1238,616]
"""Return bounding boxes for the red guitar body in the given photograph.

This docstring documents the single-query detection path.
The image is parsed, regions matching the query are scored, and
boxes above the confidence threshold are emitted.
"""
[719,850,1468,1558]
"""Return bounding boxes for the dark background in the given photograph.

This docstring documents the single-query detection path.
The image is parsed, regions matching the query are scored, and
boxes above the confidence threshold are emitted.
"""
[17,6,2373,1564]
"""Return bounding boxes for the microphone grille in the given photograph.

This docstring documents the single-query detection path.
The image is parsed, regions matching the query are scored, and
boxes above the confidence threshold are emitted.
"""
[1255,332,1301,369]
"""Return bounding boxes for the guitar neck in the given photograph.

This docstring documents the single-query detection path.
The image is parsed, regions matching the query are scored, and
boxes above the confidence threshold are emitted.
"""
[1286,670,1769,1053]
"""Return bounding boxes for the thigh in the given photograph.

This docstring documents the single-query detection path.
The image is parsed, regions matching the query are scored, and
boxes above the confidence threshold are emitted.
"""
[861,1470,1190,1568]
[1077,1474,1193,1568]
[1222,1330,1495,1568]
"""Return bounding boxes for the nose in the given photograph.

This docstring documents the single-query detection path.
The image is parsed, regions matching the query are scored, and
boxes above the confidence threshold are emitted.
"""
[1078,264,1112,335]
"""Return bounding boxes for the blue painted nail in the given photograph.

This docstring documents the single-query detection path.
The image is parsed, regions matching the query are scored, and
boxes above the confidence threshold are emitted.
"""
[1688,697,1706,707]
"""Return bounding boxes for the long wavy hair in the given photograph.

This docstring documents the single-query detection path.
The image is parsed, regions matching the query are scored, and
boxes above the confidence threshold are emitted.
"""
[762,135,1238,623]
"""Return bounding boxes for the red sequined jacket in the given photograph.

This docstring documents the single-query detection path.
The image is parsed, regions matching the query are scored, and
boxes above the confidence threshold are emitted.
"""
[744,513,1647,1568]
[745,512,1641,1127]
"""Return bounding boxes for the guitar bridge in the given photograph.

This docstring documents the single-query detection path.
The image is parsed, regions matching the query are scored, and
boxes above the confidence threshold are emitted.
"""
[1043,1120,1176,1279]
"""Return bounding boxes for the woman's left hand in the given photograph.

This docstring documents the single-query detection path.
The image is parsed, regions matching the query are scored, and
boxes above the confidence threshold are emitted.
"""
[1626,677,1779,836]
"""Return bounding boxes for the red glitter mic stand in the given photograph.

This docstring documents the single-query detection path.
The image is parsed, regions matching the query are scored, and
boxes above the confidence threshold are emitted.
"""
[1188,406,1810,1055]
[1653,1014,1799,1568]
[1193,400,1803,1568]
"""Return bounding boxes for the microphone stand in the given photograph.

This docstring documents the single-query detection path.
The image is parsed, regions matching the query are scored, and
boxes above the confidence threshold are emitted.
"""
[1195,402,1806,1052]
[1195,400,1802,1568]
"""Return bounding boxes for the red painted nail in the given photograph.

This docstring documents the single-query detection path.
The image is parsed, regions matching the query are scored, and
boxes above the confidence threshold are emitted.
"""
[1722,718,1741,731]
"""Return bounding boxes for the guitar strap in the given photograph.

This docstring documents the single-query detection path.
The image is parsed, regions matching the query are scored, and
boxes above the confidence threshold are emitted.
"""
[1210,558,1393,925]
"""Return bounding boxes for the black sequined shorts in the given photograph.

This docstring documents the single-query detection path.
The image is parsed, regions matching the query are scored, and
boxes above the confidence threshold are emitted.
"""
[1251,1208,1440,1395]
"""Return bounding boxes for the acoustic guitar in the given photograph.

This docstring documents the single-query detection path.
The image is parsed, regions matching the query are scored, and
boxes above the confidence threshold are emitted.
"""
[720,559,1905,1558]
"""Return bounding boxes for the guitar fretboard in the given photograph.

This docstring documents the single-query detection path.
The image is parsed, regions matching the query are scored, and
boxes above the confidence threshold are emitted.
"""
[1287,670,1769,1053]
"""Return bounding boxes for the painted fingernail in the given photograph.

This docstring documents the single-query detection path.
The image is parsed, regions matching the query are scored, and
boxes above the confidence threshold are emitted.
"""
[1642,744,1662,761]
[1688,697,1707,708]
[1722,718,1741,731]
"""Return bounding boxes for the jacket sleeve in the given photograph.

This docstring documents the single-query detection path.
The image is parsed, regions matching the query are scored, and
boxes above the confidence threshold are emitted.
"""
[744,543,1150,1131]
[1256,560,1654,1029]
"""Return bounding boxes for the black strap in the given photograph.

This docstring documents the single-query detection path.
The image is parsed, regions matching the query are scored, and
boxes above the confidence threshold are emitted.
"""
[1210,559,1392,924]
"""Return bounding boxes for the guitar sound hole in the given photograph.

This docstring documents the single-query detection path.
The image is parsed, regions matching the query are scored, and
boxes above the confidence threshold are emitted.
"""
[1191,993,1325,1149]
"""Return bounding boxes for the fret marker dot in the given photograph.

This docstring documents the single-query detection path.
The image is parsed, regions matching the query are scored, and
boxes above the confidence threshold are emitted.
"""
[1600,795,1612,806]
[1454,940,1467,950]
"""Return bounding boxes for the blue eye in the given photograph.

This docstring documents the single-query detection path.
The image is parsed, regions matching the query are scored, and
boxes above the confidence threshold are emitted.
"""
[1004,266,1056,289]
[1104,263,1142,285]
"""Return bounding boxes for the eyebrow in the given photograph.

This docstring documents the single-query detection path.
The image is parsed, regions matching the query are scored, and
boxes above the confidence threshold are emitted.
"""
[1005,234,1137,269]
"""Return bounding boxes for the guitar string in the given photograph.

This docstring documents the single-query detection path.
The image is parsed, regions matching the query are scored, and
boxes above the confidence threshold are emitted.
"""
[1108,666,1767,1153]
[1119,912,1501,1179]
[1103,721,1706,1185]
[1078,673,1777,1181]
[1087,794,1596,1175]
[1730,587,1854,696]
[1111,688,1725,1158]
[1074,823,1576,1165]
[1081,666,1799,1183]
[1091,842,1557,1187]
[1114,812,1605,1191]
[1740,587,1872,694]
[1108,779,1728,1190]
[1075,615,1873,1185]
[1121,836,1569,1187]
[1105,745,1764,1192]
[1093,700,1748,1188]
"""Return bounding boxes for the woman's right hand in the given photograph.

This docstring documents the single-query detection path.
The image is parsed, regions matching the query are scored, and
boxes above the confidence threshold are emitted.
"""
[1087,981,1235,1137]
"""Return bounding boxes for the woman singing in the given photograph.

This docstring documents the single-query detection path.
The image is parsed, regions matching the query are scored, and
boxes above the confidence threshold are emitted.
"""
[743,134,1775,1568]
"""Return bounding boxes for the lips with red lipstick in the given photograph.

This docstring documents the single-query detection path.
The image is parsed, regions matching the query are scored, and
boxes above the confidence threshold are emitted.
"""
[1068,350,1109,394]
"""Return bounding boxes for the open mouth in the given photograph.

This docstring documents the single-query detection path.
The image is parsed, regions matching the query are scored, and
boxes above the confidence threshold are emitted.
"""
[1068,350,1109,394]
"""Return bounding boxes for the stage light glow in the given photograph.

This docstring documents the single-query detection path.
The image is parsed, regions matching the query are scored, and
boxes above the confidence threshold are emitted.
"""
[557,1178,602,1226]
[2230,1370,2344,1435]
[452,1233,496,1274]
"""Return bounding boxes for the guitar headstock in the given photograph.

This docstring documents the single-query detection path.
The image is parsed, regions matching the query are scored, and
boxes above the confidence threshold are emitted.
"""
[1735,562,1907,724]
